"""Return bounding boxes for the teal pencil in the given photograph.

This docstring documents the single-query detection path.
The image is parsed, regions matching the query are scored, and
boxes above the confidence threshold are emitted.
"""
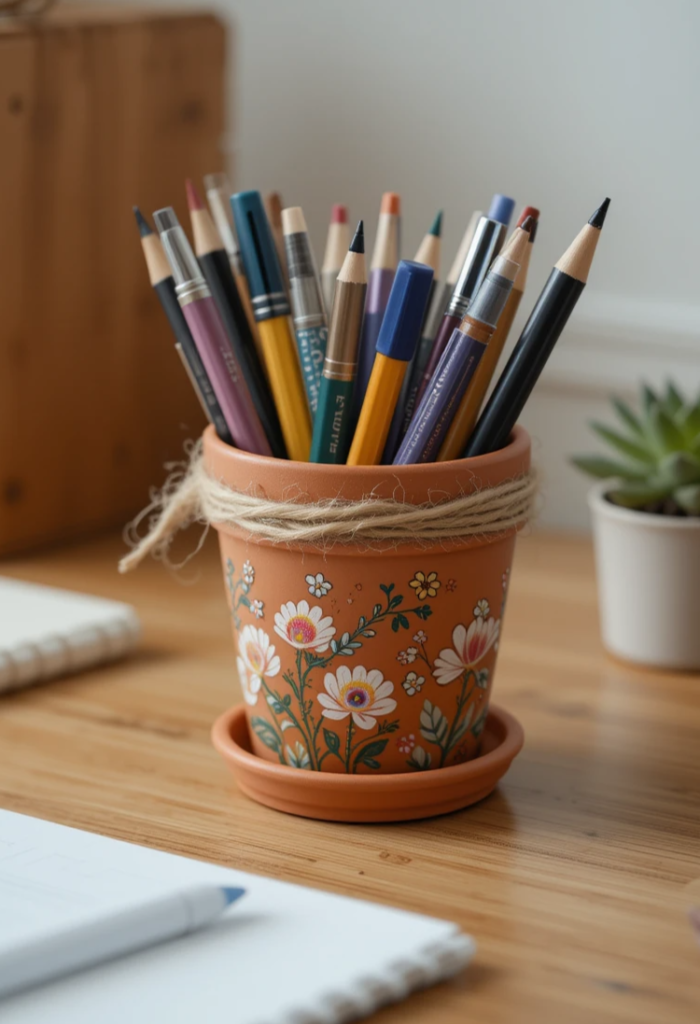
[282,206,328,417]
[310,222,367,464]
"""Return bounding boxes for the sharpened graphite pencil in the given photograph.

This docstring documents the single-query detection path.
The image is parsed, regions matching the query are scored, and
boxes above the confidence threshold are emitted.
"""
[310,222,367,464]
[464,199,610,458]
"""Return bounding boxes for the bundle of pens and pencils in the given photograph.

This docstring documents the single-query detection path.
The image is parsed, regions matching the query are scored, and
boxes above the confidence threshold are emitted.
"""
[134,182,610,466]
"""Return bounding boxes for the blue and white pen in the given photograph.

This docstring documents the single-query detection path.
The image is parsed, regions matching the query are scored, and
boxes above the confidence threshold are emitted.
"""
[282,206,328,417]
[0,885,245,999]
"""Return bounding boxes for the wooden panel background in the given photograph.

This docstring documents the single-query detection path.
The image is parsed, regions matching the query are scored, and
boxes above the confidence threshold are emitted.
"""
[0,6,226,555]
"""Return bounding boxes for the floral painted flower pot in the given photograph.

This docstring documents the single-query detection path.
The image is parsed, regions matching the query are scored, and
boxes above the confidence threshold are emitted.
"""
[204,425,530,775]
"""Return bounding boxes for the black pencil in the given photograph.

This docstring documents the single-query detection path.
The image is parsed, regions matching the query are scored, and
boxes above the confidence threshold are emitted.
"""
[463,198,610,458]
[133,206,233,444]
[185,180,287,459]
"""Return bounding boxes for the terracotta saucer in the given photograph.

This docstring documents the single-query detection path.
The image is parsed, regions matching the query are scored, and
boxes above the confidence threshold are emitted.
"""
[211,704,524,823]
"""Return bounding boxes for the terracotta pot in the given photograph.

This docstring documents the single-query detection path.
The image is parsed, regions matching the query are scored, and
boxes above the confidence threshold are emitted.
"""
[204,424,530,775]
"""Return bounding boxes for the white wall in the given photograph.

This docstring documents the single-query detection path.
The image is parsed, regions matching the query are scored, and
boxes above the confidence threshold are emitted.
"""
[123,0,700,529]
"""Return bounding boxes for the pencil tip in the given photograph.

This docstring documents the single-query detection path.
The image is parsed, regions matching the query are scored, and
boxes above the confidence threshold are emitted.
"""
[589,197,610,229]
[429,210,443,237]
[519,215,534,234]
[133,206,153,237]
[331,203,348,224]
[350,220,364,254]
[185,179,204,212]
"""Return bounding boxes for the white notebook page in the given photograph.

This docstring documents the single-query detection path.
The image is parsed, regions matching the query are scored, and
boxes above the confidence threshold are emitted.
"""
[0,811,474,1024]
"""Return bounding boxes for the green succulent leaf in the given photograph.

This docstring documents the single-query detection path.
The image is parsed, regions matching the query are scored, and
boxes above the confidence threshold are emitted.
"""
[589,422,654,465]
[642,384,660,418]
[657,451,700,487]
[611,397,645,438]
[570,456,648,481]
[663,382,685,418]
[673,484,700,515]
[679,400,700,442]
[607,481,672,509]
[647,406,686,456]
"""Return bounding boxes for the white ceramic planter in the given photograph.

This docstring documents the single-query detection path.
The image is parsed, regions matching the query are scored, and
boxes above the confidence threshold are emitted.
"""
[588,481,700,670]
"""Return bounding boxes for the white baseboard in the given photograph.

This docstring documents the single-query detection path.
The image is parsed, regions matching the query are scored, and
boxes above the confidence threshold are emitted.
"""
[506,292,700,532]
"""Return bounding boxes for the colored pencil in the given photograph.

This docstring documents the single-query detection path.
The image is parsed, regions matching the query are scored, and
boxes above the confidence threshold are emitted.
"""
[133,206,233,445]
[463,198,610,458]
[264,191,289,290]
[394,223,531,465]
[203,171,259,346]
[310,222,367,464]
[438,207,540,460]
[321,204,349,314]
[187,181,287,459]
[487,193,516,230]
[231,190,312,462]
[282,206,328,417]
[348,259,434,466]
[154,208,272,457]
[353,192,401,416]
[414,213,507,409]
[382,210,443,463]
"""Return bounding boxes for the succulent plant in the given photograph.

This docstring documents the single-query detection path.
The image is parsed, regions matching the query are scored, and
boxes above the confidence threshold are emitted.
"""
[572,383,700,515]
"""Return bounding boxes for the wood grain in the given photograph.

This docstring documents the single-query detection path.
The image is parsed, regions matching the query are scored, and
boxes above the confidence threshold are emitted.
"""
[1,530,698,1023]
[0,6,225,555]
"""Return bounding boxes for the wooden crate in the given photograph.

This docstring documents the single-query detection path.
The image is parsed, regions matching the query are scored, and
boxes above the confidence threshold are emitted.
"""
[0,4,226,555]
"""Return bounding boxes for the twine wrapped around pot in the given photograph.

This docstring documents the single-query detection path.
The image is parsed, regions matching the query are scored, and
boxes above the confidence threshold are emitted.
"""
[119,440,537,572]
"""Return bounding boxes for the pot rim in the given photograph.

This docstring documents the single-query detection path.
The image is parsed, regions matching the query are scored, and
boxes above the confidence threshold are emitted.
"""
[587,479,700,530]
[203,423,530,483]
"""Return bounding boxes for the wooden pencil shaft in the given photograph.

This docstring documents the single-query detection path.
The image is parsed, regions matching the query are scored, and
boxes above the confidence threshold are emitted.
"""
[324,279,366,379]
[463,269,585,457]
[140,234,171,287]
[555,223,602,284]
[322,222,350,274]
[370,212,399,271]
[257,316,312,461]
[413,232,440,275]
[190,206,226,259]
[347,355,406,466]
[197,248,287,458]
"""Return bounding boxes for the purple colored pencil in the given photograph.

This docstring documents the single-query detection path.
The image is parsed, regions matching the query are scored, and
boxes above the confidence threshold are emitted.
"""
[413,214,506,411]
[154,207,272,457]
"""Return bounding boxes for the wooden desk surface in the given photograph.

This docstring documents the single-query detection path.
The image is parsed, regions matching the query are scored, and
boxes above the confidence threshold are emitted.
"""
[1,531,698,1023]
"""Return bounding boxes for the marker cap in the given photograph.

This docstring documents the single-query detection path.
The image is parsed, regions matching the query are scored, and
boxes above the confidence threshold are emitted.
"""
[375,260,434,362]
[487,194,516,229]
[230,190,289,320]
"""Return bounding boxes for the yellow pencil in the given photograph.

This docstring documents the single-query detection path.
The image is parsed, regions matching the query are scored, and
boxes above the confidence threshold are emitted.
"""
[231,190,311,461]
[347,260,434,466]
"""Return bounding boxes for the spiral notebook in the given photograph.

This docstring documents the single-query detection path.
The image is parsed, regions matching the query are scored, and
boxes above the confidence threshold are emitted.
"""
[0,578,140,694]
[0,811,475,1024]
